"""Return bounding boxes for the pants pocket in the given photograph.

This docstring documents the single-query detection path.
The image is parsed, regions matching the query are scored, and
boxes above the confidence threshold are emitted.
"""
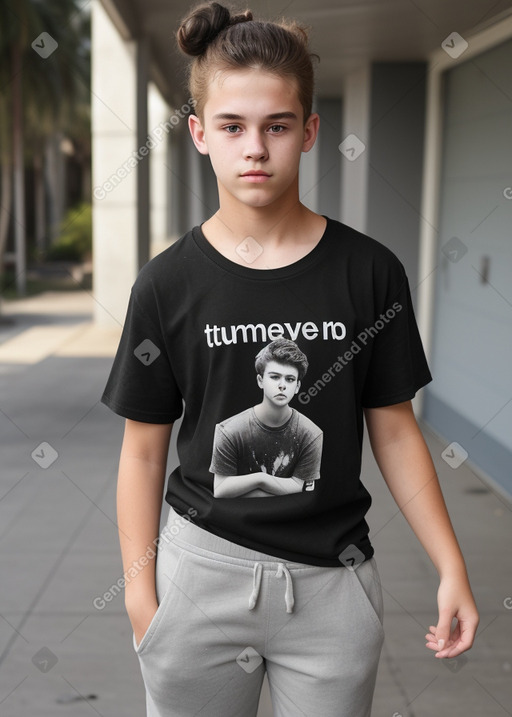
[133,538,184,655]
[348,558,385,639]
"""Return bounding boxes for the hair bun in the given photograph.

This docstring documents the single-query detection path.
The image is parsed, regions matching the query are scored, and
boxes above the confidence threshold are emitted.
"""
[177,2,253,57]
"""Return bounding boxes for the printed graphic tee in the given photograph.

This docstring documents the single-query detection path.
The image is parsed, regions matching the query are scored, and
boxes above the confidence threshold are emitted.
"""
[210,407,323,498]
[101,216,432,567]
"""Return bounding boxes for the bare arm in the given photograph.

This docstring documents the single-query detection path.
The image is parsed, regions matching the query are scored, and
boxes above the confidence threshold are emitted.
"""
[214,472,303,498]
[117,418,173,644]
[364,400,479,658]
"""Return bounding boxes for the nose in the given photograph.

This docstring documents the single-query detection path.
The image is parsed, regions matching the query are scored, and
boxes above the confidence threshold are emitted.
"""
[243,130,268,161]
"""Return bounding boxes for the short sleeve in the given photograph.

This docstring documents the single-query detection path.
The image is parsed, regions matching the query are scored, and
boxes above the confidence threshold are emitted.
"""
[101,289,183,423]
[209,425,238,476]
[293,433,323,482]
[361,276,432,408]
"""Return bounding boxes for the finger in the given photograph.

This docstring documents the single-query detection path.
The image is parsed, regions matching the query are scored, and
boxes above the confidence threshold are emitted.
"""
[434,612,454,654]
[443,623,476,657]
[425,626,439,650]
[426,642,441,652]
[426,626,438,641]
[439,644,465,658]
[435,637,468,658]
[434,628,469,658]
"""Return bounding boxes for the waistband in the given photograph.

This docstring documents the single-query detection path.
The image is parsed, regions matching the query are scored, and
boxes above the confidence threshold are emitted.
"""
[162,507,320,613]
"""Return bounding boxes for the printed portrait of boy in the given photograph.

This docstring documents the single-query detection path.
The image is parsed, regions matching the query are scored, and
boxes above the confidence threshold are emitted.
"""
[209,338,323,498]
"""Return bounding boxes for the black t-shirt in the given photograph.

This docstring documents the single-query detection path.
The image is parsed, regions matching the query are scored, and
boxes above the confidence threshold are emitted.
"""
[101,216,432,567]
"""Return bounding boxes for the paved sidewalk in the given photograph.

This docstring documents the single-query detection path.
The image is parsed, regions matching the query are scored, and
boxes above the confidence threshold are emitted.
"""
[0,291,511,717]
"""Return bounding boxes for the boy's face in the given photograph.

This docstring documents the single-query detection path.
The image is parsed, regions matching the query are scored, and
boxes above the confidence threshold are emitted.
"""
[189,68,318,211]
[257,360,300,408]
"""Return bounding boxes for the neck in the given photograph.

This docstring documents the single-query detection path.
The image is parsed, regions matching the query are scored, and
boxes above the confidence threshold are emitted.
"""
[215,178,309,246]
[254,402,292,427]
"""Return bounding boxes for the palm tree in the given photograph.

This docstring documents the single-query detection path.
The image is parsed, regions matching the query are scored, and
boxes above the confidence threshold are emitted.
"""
[0,0,90,296]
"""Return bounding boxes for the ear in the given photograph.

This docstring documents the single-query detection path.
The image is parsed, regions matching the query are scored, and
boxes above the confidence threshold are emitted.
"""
[302,113,320,153]
[188,114,210,156]
[294,380,301,395]
[256,374,263,388]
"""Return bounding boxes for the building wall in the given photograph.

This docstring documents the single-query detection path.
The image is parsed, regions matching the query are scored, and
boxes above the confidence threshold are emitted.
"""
[423,38,512,494]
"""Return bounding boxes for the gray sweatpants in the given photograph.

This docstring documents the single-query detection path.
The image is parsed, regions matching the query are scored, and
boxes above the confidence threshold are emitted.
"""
[132,507,385,717]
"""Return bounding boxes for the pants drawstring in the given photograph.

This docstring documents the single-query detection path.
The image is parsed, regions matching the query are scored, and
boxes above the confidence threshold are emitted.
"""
[248,561,295,613]
[276,563,295,613]
[248,562,263,610]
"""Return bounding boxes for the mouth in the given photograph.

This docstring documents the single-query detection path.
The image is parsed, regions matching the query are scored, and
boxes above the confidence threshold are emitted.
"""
[241,170,271,183]
[241,170,270,176]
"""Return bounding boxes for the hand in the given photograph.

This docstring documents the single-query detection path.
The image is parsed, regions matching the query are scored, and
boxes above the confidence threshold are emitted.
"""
[126,591,159,648]
[425,575,479,658]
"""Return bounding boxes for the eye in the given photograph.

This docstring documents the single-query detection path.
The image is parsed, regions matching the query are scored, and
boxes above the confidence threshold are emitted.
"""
[269,124,285,133]
[224,125,241,133]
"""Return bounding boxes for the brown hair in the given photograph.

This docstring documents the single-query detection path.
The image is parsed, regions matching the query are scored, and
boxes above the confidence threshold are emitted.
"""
[255,339,309,381]
[175,1,318,125]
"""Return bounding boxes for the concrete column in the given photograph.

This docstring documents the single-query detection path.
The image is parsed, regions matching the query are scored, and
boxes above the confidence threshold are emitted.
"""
[366,62,427,291]
[167,114,202,240]
[299,98,319,212]
[185,132,205,230]
[91,0,149,326]
[340,65,371,233]
[168,126,182,241]
[148,83,171,257]
[136,38,150,269]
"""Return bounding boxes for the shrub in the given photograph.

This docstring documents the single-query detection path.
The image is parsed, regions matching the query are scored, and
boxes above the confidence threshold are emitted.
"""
[46,202,92,262]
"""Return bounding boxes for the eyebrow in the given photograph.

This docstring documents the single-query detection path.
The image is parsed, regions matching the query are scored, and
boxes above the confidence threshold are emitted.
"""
[212,112,298,121]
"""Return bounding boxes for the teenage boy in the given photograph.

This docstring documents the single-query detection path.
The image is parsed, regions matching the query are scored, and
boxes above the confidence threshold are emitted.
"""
[101,6,479,716]
[210,338,323,498]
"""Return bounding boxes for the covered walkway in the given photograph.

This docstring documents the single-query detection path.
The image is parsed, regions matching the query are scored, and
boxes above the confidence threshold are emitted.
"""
[0,291,510,715]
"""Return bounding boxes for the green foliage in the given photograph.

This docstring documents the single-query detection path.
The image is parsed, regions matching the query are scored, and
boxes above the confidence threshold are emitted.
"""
[46,202,92,262]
